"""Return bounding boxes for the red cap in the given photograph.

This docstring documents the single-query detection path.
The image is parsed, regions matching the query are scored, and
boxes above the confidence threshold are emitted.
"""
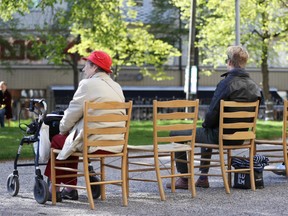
[83,50,112,73]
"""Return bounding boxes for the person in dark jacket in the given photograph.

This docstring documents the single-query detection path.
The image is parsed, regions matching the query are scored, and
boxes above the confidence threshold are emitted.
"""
[166,45,262,189]
[0,81,12,127]
[0,89,4,127]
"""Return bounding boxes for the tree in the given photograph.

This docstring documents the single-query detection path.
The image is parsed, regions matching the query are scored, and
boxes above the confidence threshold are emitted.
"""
[171,0,288,101]
[0,0,180,89]
[148,0,189,83]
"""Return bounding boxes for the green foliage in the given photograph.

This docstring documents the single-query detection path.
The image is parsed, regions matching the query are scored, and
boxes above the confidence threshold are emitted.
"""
[171,0,288,100]
[1,0,180,82]
[0,0,58,21]
[0,0,32,21]
[148,0,188,45]
[169,0,288,60]
[65,0,181,79]
[170,0,191,21]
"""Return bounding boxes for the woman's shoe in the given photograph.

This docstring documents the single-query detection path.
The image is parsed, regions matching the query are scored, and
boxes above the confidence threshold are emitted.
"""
[61,189,78,200]
[48,191,62,202]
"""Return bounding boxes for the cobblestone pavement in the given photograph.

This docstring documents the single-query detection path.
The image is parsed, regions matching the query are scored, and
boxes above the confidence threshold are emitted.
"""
[1,155,288,216]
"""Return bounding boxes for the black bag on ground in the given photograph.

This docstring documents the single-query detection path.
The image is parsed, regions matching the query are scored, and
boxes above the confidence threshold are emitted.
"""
[233,170,264,189]
[232,155,269,189]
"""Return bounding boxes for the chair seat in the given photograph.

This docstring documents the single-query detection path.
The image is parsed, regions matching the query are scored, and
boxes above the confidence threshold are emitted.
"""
[52,149,83,157]
[128,143,191,153]
[195,142,252,150]
[255,139,283,145]
[53,149,122,158]
[195,143,218,149]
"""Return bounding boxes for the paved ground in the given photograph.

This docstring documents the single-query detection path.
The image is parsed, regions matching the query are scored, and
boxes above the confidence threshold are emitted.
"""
[1,155,288,216]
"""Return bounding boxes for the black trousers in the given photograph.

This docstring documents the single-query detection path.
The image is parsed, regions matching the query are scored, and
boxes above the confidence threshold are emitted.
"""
[170,127,219,174]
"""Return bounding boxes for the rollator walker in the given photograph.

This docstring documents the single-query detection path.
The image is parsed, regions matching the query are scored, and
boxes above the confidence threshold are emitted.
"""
[6,99,100,204]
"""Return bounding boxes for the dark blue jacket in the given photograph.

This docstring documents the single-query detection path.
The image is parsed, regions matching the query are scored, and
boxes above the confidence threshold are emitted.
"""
[202,68,262,129]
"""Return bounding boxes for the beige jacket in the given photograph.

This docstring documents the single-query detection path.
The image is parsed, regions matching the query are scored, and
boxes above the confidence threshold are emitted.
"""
[57,72,125,160]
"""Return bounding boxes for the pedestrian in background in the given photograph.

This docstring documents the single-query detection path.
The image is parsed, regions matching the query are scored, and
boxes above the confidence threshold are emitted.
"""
[0,81,12,127]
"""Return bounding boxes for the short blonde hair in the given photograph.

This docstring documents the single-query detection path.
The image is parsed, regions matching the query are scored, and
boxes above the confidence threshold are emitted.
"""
[226,45,249,68]
[0,81,6,87]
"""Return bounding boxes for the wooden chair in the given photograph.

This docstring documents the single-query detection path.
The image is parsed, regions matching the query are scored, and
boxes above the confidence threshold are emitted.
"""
[194,100,259,193]
[50,101,132,209]
[255,99,288,176]
[127,99,199,200]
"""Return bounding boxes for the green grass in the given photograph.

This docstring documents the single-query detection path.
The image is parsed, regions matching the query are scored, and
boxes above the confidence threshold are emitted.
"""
[0,120,35,161]
[129,120,203,145]
[255,120,282,139]
[0,119,283,161]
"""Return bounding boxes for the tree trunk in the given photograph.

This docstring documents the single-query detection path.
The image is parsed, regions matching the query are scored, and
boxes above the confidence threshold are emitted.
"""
[261,41,270,101]
[72,35,81,90]
[113,65,119,81]
[71,53,80,90]
[261,37,274,120]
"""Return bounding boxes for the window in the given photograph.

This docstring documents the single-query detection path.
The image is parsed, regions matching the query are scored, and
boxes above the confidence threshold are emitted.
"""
[0,39,45,60]
[12,40,25,60]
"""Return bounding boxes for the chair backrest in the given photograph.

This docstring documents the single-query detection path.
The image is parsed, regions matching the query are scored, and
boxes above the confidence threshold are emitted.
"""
[283,100,288,145]
[153,99,199,148]
[83,101,133,155]
[219,100,259,146]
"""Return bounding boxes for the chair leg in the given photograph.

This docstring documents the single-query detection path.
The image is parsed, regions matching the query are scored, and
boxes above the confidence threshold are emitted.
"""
[100,158,106,200]
[249,149,256,191]
[84,158,95,210]
[219,148,230,194]
[126,154,130,198]
[283,144,288,177]
[154,154,166,201]
[188,151,196,198]
[50,149,57,205]
[227,150,232,188]
[170,152,175,193]
[121,155,128,207]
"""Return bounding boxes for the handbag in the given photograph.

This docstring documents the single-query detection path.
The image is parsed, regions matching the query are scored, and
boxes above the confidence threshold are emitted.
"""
[232,155,269,189]
[233,170,264,189]
[33,123,51,163]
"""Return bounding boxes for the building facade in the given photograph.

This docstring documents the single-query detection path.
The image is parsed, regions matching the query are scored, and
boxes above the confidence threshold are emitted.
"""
[0,0,287,119]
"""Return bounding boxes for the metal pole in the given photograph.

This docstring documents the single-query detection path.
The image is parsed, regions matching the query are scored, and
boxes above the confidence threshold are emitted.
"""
[178,8,183,86]
[235,0,240,45]
[186,0,197,100]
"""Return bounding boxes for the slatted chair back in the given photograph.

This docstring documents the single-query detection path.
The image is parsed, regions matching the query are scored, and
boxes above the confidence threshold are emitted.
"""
[51,100,132,210]
[219,100,259,192]
[127,99,199,200]
[83,101,132,158]
[219,100,259,148]
[194,100,260,193]
[153,99,199,149]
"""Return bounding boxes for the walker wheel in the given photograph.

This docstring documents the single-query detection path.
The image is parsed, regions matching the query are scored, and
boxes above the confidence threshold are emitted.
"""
[33,178,49,204]
[90,176,101,199]
[6,174,20,196]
